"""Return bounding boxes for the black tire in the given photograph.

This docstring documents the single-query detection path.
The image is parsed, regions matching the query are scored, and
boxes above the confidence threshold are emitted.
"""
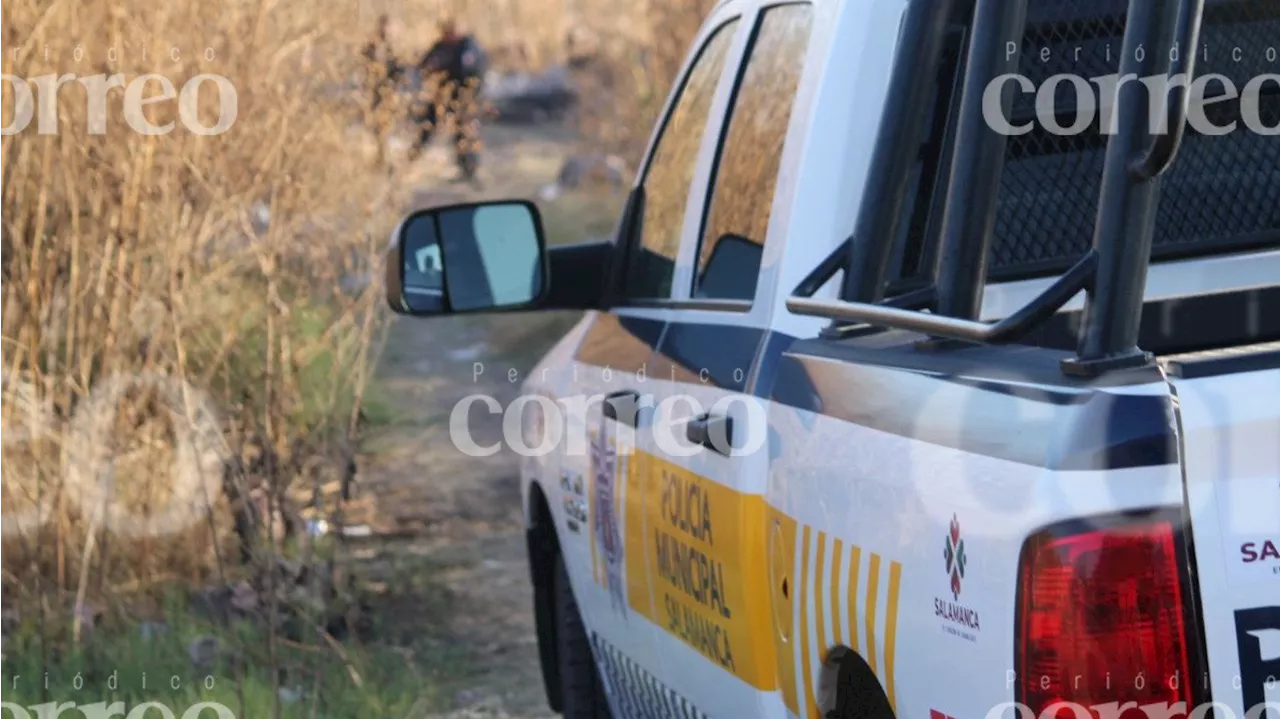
[554,553,612,719]
[829,649,895,719]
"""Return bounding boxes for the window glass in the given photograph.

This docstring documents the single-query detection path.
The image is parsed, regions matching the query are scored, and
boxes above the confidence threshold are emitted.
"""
[624,20,739,300]
[694,4,813,301]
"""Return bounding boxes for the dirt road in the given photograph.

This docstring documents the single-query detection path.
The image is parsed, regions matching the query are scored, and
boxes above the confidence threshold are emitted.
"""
[358,315,561,718]
[350,123,613,718]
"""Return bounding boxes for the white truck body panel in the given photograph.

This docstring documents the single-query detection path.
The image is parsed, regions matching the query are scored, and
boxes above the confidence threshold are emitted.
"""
[513,0,1280,716]
[1170,364,1280,719]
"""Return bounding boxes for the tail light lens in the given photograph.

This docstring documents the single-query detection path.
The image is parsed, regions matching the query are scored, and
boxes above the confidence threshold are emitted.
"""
[1016,516,1193,719]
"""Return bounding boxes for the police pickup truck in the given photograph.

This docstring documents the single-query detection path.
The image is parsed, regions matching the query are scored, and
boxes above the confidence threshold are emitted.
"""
[385,0,1280,717]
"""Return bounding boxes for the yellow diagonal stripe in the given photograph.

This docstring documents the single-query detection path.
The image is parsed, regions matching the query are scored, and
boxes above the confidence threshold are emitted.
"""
[814,532,827,657]
[799,526,818,719]
[847,545,862,653]
[865,553,881,676]
[830,539,843,647]
[884,560,902,715]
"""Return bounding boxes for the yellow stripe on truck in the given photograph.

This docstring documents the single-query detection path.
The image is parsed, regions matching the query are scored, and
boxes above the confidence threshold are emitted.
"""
[602,450,904,714]
[865,552,881,677]
[792,532,902,718]
[884,559,902,715]
[830,539,844,647]
[627,453,779,691]
[847,545,862,657]
[814,533,828,655]
[799,526,817,716]
[625,448,655,616]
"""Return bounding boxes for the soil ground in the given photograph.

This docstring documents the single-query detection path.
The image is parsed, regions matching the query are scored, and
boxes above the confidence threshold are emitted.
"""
[349,120,619,718]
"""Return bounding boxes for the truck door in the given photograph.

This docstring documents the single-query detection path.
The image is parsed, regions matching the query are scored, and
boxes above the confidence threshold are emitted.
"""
[561,14,747,717]
[562,309,667,711]
[638,4,817,716]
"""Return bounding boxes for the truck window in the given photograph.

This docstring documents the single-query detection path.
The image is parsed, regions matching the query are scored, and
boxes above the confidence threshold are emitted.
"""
[623,20,740,301]
[693,2,814,302]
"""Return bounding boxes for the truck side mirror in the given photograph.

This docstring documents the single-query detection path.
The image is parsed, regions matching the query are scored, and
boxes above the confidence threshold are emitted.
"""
[386,199,549,316]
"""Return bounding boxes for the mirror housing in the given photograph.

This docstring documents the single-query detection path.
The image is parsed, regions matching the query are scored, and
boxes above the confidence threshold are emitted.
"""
[387,200,549,316]
[386,198,617,316]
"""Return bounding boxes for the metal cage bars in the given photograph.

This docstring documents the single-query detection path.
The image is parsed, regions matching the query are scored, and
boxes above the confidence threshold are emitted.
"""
[790,0,1208,377]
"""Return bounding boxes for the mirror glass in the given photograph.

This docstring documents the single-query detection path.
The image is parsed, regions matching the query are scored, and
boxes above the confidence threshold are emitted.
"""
[399,201,544,314]
[438,203,543,311]
[400,214,446,314]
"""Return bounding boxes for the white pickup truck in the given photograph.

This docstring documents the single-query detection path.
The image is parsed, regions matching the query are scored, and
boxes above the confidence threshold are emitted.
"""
[385,0,1280,717]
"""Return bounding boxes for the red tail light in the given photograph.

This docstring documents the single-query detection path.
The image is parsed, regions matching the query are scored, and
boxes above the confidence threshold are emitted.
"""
[1016,516,1194,719]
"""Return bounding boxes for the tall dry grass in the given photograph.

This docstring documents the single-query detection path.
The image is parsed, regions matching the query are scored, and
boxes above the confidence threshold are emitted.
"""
[0,0,717,590]
[1,0,716,704]
[1,0,410,644]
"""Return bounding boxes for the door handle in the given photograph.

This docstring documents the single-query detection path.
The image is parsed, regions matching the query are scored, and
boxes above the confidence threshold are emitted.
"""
[685,412,733,456]
[602,390,641,427]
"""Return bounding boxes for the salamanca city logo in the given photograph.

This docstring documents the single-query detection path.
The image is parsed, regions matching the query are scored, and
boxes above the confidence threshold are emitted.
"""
[937,514,981,642]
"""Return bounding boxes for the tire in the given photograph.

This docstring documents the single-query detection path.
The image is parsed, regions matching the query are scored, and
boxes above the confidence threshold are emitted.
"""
[554,553,612,719]
[829,649,895,719]
[530,526,563,712]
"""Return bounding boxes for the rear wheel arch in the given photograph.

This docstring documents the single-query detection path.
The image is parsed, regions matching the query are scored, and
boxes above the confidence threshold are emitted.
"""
[819,646,897,719]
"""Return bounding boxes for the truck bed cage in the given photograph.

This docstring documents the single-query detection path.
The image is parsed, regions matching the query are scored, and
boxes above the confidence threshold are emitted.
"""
[787,0,1278,377]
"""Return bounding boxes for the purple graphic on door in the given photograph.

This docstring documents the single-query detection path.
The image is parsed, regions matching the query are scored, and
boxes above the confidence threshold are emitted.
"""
[591,426,627,616]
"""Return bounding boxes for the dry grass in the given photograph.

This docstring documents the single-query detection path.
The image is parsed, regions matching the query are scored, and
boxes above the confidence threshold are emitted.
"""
[368,0,718,164]
[0,0,714,597]
[1,0,713,710]
[2,0,407,676]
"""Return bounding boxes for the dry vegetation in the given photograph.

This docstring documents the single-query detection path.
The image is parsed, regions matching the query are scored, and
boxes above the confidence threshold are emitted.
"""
[2,0,413,709]
[378,0,718,163]
[2,0,714,712]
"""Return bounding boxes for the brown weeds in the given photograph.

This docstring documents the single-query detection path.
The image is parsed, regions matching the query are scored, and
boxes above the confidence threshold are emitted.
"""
[1,0,712,706]
[1,0,404,638]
